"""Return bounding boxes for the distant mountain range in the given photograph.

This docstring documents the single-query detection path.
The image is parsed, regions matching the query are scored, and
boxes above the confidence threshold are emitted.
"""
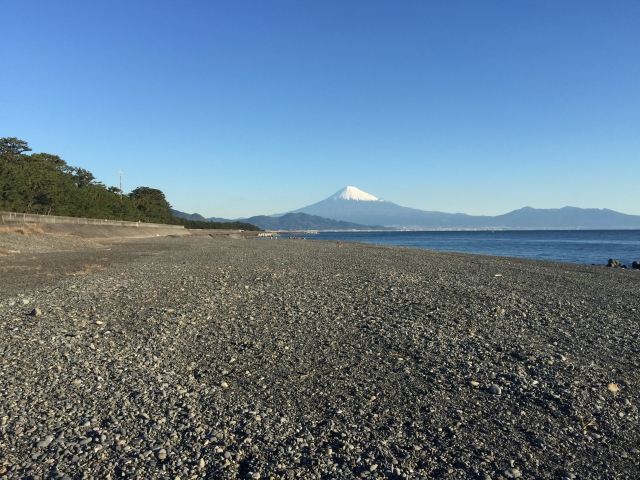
[172,186,640,230]
[170,209,388,231]
[169,210,230,223]
[292,186,640,230]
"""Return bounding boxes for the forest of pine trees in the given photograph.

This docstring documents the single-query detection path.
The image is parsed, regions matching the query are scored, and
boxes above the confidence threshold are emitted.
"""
[0,137,260,230]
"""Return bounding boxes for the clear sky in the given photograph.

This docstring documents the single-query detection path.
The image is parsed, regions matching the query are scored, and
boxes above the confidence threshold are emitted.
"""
[2,1,639,218]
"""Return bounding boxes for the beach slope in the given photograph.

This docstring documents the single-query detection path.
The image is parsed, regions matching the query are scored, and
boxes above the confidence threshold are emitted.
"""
[0,236,638,479]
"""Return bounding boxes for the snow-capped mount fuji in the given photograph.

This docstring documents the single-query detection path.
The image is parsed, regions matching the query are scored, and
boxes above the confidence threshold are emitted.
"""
[290,186,640,229]
[290,185,468,228]
[332,186,382,202]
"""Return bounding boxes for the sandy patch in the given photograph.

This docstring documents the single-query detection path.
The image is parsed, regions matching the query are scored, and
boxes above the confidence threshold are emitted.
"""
[0,230,107,254]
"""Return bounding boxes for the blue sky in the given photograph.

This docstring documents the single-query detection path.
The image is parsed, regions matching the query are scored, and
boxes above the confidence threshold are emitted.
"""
[2,1,639,218]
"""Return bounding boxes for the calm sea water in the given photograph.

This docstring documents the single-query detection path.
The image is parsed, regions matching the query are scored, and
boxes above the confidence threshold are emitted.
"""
[281,230,640,267]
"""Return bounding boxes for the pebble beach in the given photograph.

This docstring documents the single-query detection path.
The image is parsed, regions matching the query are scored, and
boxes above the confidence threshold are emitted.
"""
[1,234,639,479]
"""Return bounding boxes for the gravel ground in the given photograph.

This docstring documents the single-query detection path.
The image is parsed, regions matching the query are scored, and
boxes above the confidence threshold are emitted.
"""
[0,235,639,480]
[0,231,105,255]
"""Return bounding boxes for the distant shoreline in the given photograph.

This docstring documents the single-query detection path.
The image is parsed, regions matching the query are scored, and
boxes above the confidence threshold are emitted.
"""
[274,229,640,268]
[273,228,640,232]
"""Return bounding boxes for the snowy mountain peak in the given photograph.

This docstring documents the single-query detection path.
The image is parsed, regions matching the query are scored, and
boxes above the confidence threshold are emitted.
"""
[334,186,380,201]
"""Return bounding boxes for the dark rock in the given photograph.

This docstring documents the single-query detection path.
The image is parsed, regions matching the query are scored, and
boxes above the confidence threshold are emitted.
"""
[607,259,628,268]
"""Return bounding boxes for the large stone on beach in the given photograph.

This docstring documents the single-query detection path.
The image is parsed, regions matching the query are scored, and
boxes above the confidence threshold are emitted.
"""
[607,259,628,268]
[504,468,522,478]
[37,435,54,448]
[632,261,640,270]
[488,384,502,395]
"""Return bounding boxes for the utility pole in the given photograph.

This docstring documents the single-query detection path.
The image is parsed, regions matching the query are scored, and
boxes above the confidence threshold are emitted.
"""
[119,170,123,202]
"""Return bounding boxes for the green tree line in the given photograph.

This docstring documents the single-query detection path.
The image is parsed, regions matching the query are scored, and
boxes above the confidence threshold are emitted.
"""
[0,137,260,231]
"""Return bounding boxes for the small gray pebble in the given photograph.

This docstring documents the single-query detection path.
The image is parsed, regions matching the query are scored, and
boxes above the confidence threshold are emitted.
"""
[37,435,54,448]
[488,384,502,395]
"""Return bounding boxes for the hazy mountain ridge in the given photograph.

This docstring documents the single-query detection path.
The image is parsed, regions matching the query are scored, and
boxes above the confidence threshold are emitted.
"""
[173,186,640,230]
[169,209,207,221]
[490,206,640,229]
[292,187,640,230]
[170,210,230,223]
[170,209,390,231]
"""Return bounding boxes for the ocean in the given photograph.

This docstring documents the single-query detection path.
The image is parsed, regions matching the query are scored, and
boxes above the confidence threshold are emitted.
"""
[280,230,640,267]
